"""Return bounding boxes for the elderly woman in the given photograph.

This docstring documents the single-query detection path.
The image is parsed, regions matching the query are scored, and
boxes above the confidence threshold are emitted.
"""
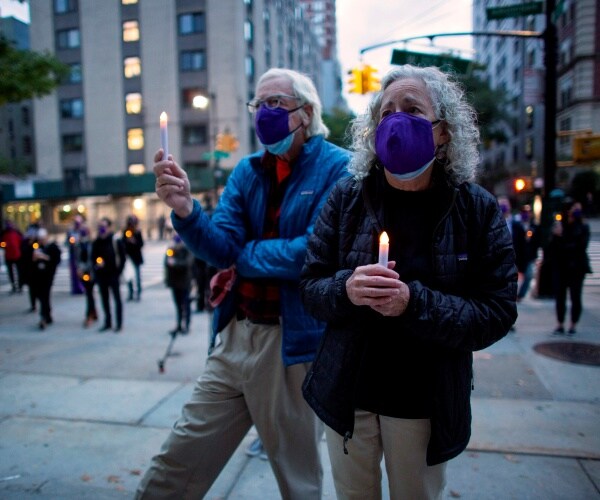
[300,65,518,499]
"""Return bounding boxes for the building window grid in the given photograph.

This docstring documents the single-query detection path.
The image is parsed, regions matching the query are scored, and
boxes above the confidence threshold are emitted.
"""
[123,20,140,42]
[180,50,206,72]
[125,93,143,114]
[60,98,84,118]
[54,0,77,14]
[178,13,206,35]
[56,28,80,49]
[124,57,141,78]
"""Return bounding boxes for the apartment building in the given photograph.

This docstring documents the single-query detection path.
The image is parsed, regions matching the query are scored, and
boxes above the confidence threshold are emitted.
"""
[473,0,599,197]
[3,0,327,234]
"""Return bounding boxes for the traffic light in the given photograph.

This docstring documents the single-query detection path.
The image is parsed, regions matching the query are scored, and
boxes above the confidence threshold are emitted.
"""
[215,131,239,153]
[347,67,363,94]
[513,176,533,193]
[362,64,381,93]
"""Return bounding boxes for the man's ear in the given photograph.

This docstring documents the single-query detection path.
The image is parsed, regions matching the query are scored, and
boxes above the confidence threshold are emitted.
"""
[302,104,313,126]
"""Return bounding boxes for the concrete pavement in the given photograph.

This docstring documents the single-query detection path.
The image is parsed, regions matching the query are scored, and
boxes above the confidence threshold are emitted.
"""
[0,234,599,499]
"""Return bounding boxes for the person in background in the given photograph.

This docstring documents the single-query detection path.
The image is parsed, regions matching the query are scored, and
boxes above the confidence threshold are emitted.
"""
[123,215,144,302]
[1,220,23,293]
[300,65,517,499]
[136,67,350,500]
[76,225,98,328]
[164,232,195,335]
[20,225,39,312]
[550,201,592,335]
[65,215,86,295]
[30,228,62,330]
[92,217,126,333]
[513,204,541,301]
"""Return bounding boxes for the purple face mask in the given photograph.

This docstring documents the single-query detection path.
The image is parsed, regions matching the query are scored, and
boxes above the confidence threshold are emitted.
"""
[254,104,302,146]
[375,112,437,180]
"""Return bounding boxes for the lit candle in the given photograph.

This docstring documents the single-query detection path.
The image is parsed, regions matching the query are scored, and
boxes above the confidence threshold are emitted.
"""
[378,231,389,267]
[160,112,169,160]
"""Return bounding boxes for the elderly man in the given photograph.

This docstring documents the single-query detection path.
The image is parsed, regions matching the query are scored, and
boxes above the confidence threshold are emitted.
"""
[136,68,350,499]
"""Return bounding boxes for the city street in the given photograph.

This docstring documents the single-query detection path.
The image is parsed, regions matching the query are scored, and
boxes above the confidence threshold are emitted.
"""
[0,224,599,499]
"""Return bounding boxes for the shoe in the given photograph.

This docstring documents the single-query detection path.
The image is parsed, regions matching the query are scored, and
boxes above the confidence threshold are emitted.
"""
[568,327,576,335]
[113,326,122,333]
[38,320,46,330]
[259,450,269,461]
[180,327,189,335]
[169,328,181,337]
[99,325,112,332]
[553,326,565,335]
[245,438,264,458]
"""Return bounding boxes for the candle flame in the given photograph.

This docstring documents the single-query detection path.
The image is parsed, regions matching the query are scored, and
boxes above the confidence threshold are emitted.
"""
[380,231,389,245]
[160,112,168,125]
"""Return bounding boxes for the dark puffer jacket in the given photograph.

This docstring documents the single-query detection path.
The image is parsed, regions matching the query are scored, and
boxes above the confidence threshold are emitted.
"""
[300,167,518,466]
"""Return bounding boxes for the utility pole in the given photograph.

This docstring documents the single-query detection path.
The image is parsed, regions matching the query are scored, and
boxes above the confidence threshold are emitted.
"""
[543,0,557,196]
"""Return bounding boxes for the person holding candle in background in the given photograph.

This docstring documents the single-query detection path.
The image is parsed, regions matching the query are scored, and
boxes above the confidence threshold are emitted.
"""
[136,68,350,499]
[299,65,518,499]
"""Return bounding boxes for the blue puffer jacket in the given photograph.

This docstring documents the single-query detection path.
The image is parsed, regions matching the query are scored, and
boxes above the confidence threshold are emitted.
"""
[172,135,351,366]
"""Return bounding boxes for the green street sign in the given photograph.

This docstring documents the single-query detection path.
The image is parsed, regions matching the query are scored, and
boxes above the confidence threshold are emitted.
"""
[486,1,544,21]
[390,49,472,74]
[201,150,230,161]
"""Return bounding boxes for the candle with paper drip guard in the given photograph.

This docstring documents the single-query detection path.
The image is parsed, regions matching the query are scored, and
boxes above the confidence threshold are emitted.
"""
[378,231,389,267]
[160,112,169,160]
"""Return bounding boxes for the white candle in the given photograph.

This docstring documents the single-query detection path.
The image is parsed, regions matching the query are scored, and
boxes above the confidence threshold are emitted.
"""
[378,231,389,267]
[160,112,169,160]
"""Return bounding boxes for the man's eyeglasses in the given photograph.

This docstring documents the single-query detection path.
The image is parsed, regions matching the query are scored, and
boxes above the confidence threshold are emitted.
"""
[246,94,303,113]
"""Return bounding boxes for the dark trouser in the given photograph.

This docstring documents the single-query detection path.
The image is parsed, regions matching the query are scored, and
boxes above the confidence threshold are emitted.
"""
[84,280,97,319]
[32,281,52,322]
[555,273,585,324]
[98,276,122,328]
[6,259,20,290]
[171,287,191,330]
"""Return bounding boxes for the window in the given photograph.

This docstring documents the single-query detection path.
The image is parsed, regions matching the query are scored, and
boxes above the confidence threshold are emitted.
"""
[23,136,32,155]
[56,28,80,49]
[183,125,208,145]
[127,128,144,150]
[21,106,30,126]
[60,98,84,118]
[128,163,145,175]
[178,13,205,34]
[63,134,83,152]
[123,20,140,42]
[124,57,141,78]
[525,105,534,129]
[525,137,533,159]
[182,88,207,108]
[67,63,82,83]
[244,20,253,42]
[125,93,142,114]
[122,0,138,4]
[54,0,77,14]
[180,50,205,71]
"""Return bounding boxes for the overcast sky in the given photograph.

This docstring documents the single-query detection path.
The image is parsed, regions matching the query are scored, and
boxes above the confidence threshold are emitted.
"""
[0,0,474,114]
[336,0,474,113]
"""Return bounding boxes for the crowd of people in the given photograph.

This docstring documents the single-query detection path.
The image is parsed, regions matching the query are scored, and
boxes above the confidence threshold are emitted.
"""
[0,64,594,500]
[1,214,214,334]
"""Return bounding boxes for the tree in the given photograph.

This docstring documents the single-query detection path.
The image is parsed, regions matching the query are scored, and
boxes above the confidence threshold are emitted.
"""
[322,108,356,149]
[0,34,69,106]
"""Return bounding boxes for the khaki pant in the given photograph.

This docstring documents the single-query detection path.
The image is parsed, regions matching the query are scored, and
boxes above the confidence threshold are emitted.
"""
[325,410,447,500]
[136,319,323,499]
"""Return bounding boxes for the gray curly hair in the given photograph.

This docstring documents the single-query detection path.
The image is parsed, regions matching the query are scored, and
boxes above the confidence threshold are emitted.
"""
[348,65,480,184]
[257,68,329,139]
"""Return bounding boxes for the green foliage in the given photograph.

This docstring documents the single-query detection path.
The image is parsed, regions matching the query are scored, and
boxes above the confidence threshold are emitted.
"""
[458,72,512,146]
[0,35,69,106]
[0,155,32,177]
[323,108,356,149]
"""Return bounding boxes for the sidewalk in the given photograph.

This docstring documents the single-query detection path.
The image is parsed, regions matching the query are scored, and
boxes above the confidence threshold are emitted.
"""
[0,239,599,499]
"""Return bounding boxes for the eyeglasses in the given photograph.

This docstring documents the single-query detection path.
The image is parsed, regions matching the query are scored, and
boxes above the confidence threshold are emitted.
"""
[246,94,303,113]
